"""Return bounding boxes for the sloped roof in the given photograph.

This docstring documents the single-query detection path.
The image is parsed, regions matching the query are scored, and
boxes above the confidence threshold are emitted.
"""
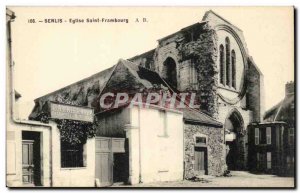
[202,10,243,32]
[29,58,222,127]
[121,59,169,89]
[99,59,222,127]
[181,108,222,127]
[264,94,294,122]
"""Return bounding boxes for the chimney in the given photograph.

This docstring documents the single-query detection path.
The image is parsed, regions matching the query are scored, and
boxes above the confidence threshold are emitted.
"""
[285,81,294,96]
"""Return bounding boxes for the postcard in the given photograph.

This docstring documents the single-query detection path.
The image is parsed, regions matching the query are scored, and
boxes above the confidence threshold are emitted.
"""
[6,6,295,188]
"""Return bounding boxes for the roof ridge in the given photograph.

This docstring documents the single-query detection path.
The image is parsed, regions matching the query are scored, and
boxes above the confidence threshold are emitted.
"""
[120,59,154,89]
[94,60,121,103]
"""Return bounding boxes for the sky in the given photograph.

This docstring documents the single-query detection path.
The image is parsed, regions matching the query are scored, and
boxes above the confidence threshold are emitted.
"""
[8,6,294,119]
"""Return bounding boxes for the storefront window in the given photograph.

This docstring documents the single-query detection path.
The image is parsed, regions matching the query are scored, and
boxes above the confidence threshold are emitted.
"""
[61,140,86,168]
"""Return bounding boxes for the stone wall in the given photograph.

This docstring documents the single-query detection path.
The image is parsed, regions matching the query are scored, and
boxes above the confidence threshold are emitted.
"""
[129,49,155,71]
[153,36,182,88]
[184,123,226,178]
[179,23,219,118]
[131,23,220,119]
[247,57,264,122]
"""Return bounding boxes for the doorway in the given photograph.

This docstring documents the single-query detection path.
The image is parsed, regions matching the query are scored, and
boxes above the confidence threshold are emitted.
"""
[22,131,41,186]
[224,110,245,170]
[95,137,128,187]
[113,152,129,183]
[226,140,238,170]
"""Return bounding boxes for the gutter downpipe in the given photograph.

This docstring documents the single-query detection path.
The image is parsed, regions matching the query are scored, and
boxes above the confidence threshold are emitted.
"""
[138,107,142,183]
[7,14,53,187]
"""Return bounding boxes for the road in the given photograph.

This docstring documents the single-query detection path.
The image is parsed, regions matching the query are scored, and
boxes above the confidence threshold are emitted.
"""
[112,171,295,188]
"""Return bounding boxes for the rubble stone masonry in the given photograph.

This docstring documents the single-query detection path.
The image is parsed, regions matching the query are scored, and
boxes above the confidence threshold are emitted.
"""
[184,123,226,178]
[179,23,219,119]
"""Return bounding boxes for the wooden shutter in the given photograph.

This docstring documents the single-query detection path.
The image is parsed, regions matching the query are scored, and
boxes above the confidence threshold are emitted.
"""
[267,152,272,169]
[289,128,294,145]
[255,128,259,145]
[266,127,271,144]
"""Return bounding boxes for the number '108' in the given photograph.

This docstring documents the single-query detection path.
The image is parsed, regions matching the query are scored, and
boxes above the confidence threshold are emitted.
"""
[28,19,35,23]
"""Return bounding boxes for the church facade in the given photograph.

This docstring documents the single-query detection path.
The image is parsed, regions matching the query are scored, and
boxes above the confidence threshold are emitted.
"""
[10,10,264,187]
[129,10,264,173]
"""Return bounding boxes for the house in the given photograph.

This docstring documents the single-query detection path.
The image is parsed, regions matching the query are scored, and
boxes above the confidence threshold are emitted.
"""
[248,82,294,176]
[6,8,52,187]
[247,122,289,175]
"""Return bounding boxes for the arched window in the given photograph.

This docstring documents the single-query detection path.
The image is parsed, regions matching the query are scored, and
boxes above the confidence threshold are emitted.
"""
[163,57,177,88]
[231,50,236,89]
[219,45,225,85]
[225,37,231,86]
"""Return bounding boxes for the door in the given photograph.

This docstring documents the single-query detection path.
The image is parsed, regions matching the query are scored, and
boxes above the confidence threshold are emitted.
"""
[194,147,207,175]
[95,137,127,186]
[95,152,112,186]
[95,137,113,187]
[22,140,34,185]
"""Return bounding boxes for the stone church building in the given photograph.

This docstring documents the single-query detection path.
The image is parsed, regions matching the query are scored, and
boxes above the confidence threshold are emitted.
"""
[12,10,264,187]
[128,10,264,173]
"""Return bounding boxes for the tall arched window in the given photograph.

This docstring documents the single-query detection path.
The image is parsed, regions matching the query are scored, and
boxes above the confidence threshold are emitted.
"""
[219,45,225,85]
[163,57,177,88]
[225,37,231,86]
[231,50,236,89]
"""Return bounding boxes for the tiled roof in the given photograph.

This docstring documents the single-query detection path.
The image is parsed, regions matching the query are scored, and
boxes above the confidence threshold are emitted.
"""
[264,94,294,122]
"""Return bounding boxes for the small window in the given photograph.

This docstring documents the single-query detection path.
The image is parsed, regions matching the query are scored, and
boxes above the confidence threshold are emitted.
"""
[266,127,272,144]
[255,128,259,145]
[196,137,206,145]
[61,140,86,168]
[158,110,168,137]
[267,152,272,169]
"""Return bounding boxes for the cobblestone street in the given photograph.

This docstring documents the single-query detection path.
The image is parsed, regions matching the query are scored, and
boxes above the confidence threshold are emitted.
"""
[112,171,295,188]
